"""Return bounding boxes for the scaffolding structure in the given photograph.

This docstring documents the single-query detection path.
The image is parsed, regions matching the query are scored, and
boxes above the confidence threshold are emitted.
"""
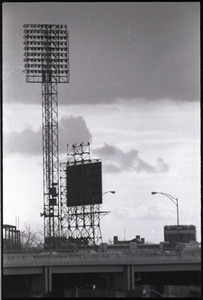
[23,24,69,248]
[60,143,110,247]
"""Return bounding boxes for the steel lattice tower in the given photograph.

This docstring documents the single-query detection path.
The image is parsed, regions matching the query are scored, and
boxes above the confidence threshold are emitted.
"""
[23,24,69,248]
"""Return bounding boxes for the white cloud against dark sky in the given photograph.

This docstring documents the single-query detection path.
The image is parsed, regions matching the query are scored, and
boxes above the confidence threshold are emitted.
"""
[3,2,200,243]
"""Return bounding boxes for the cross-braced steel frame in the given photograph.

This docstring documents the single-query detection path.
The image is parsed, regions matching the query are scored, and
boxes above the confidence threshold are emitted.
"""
[42,81,60,245]
[23,24,69,248]
[60,143,109,247]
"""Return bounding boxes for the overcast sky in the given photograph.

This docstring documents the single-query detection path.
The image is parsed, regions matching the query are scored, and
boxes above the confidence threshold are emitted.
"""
[3,2,200,243]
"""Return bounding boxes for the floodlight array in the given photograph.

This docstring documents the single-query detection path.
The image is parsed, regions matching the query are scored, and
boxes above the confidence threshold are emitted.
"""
[23,24,69,83]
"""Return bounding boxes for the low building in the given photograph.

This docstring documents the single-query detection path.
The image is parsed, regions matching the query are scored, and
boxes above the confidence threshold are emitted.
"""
[3,224,21,250]
[164,225,196,248]
[113,235,145,245]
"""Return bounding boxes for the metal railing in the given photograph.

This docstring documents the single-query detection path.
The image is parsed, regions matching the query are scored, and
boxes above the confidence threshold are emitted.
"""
[4,247,201,261]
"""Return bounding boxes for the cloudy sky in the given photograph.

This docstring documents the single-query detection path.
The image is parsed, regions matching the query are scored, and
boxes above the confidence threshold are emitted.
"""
[3,2,200,243]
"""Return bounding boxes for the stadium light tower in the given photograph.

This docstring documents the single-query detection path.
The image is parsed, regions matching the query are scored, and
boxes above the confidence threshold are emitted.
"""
[23,24,69,249]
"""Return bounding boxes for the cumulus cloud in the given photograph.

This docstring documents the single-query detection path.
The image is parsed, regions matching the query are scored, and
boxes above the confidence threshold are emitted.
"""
[4,128,42,155]
[93,143,169,173]
[4,115,92,156]
[59,116,92,151]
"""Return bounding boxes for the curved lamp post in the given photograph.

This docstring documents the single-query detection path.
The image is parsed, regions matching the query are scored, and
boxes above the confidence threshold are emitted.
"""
[91,191,116,207]
[151,191,180,256]
[91,190,116,247]
[92,191,116,205]
[143,288,163,297]
[103,191,116,195]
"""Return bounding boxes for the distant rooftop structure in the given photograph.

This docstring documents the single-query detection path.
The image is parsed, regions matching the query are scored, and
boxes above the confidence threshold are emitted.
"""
[3,224,21,250]
[113,235,145,245]
[164,225,196,247]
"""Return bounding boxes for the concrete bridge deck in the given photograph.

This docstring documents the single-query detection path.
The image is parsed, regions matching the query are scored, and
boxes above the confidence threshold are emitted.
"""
[4,250,201,274]
[3,250,201,297]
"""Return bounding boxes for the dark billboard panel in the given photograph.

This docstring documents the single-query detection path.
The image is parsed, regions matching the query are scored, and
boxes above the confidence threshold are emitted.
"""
[66,162,102,207]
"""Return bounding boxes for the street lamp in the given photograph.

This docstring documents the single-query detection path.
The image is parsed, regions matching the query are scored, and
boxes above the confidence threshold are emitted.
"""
[143,288,163,298]
[151,191,180,256]
[103,191,116,195]
[92,191,116,205]
[91,190,116,248]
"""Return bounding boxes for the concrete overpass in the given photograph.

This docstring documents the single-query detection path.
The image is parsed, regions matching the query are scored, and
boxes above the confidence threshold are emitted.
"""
[3,250,201,297]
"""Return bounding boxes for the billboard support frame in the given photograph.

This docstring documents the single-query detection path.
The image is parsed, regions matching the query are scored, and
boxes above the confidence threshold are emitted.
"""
[60,143,109,248]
